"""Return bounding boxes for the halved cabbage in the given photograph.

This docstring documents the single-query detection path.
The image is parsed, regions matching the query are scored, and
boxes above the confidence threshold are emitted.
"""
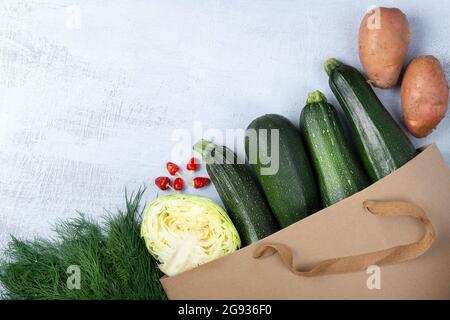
[141,194,241,276]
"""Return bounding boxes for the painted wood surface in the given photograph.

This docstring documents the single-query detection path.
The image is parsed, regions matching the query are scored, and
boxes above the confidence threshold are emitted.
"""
[0,0,449,251]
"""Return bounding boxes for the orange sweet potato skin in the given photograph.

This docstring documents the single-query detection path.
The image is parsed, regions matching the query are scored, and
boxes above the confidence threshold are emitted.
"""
[400,55,449,138]
[359,7,410,89]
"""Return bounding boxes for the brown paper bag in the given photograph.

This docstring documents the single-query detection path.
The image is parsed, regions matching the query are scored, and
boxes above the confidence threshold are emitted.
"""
[161,144,450,299]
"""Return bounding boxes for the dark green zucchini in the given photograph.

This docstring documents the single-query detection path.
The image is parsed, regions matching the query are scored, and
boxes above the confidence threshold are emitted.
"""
[194,140,279,246]
[300,91,370,207]
[245,114,321,227]
[325,58,417,182]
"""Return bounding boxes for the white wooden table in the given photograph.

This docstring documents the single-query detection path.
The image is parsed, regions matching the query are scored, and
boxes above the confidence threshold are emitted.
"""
[1,0,449,251]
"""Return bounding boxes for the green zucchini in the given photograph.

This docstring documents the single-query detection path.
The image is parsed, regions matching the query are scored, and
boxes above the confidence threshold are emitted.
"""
[300,91,370,207]
[194,140,279,246]
[245,114,321,227]
[325,58,417,182]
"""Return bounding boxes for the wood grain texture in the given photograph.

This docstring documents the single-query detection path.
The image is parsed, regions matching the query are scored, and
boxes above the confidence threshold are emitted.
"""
[0,0,449,255]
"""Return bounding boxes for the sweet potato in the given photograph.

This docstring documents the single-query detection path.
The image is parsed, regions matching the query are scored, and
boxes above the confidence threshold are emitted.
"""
[359,7,410,88]
[401,55,449,138]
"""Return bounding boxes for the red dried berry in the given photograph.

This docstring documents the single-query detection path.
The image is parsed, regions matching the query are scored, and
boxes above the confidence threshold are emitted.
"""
[186,157,198,171]
[155,176,171,190]
[192,177,210,189]
[173,177,184,191]
[166,162,179,176]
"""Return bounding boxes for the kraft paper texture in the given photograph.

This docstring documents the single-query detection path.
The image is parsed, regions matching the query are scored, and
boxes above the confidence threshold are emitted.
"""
[161,144,450,299]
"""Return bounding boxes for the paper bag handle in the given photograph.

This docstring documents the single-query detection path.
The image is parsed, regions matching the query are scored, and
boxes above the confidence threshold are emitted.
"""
[253,200,436,277]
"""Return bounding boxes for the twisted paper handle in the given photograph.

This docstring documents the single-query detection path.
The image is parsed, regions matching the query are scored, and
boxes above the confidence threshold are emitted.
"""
[253,200,436,277]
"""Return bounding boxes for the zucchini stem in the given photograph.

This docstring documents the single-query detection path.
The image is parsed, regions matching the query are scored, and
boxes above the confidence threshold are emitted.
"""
[306,90,327,104]
[193,139,216,160]
[324,58,342,76]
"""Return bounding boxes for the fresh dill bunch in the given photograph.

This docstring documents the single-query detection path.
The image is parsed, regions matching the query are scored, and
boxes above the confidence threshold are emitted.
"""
[0,188,166,300]
[101,189,166,300]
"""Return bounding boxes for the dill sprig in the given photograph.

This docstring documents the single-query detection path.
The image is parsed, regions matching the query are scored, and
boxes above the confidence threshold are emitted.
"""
[0,188,166,300]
